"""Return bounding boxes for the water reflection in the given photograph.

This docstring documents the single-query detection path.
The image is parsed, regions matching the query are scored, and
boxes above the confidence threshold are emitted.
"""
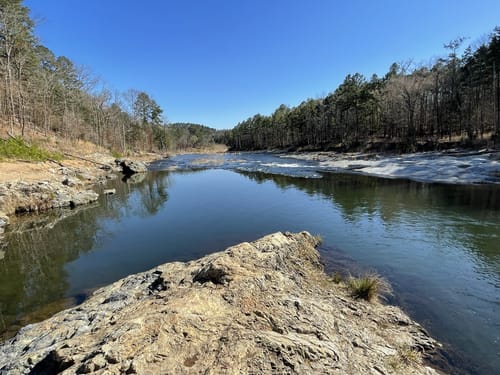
[238,170,500,374]
[0,172,169,339]
[240,171,500,272]
[0,165,499,374]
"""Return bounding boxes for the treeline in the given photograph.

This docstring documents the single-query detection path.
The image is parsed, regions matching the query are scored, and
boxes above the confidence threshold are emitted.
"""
[165,123,217,151]
[223,28,500,152]
[0,0,218,153]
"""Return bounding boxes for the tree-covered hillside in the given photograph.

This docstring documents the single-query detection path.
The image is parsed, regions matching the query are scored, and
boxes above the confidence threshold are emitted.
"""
[223,29,500,152]
[3,0,499,155]
[0,1,218,153]
[165,123,217,151]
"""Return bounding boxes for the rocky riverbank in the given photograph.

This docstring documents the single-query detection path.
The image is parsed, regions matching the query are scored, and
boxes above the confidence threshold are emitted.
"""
[0,232,443,374]
[0,155,150,238]
[285,149,500,184]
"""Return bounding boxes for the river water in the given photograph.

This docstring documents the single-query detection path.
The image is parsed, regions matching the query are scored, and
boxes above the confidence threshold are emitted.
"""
[0,153,499,374]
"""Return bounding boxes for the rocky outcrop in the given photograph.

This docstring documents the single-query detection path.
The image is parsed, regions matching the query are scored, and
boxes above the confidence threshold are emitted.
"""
[0,157,120,217]
[0,161,111,236]
[0,232,442,374]
[0,155,152,235]
[116,159,148,175]
[0,180,99,215]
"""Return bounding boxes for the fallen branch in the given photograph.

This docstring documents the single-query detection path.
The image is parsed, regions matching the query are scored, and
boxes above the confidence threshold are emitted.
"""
[6,131,32,147]
[63,152,111,167]
[48,158,65,167]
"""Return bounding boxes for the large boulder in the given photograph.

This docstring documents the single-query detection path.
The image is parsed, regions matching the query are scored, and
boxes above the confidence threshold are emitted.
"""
[0,232,442,374]
[116,159,148,175]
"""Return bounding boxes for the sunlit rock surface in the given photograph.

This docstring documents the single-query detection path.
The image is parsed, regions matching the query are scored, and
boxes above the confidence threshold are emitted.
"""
[0,232,442,374]
[116,159,148,175]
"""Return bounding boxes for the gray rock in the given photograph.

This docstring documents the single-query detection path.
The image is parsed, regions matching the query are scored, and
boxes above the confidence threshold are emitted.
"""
[0,232,442,375]
[0,157,121,224]
[0,211,8,228]
[116,159,148,175]
[77,173,93,181]
[0,181,98,214]
[61,177,81,187]
[67,190,99,208]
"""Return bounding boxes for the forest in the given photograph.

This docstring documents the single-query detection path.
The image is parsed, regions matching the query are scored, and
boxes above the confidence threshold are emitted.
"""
[221,28,500,152]
[0,0,217,153]
[2,0,500,155]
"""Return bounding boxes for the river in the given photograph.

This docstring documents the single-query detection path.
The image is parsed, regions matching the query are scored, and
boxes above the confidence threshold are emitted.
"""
[0,152,499,374]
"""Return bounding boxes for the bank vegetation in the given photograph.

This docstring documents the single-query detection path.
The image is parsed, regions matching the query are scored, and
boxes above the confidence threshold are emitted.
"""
[221,28,500,153]
[0,0,219,157]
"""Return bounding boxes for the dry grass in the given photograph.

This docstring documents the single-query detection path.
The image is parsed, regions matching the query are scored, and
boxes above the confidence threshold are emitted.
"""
[387,345,422,370]
[0,137,62,162]
[0,124,113,184]
[172,143,228,155]
[0,123,170,186]
[330,272,343,284]
[313,233,323,245]
[0,123,109,158]
[348,272,392,303]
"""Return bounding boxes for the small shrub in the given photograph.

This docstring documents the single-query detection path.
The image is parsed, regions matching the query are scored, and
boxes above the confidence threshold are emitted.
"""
[110,149,123,159]
[0,137,62,161]
[348,272,392,302]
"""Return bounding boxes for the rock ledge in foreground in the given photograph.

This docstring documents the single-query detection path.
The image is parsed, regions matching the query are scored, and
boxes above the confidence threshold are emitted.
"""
[0,232,441,374]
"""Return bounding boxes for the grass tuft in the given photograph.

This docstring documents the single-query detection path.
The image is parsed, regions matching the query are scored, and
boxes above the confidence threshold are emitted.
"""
[398,345,421,366]
[0,137,62,162]
[330,271,343,284]
[348,272,392,303]
[313,233,323,245]
[387,345,422,370]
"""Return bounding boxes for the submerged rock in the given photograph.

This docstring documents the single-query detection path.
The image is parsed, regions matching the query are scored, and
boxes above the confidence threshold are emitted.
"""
[0,232,442,374]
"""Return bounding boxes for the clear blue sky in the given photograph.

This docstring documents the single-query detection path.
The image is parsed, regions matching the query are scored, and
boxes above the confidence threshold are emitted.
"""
[25,0,500,129]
